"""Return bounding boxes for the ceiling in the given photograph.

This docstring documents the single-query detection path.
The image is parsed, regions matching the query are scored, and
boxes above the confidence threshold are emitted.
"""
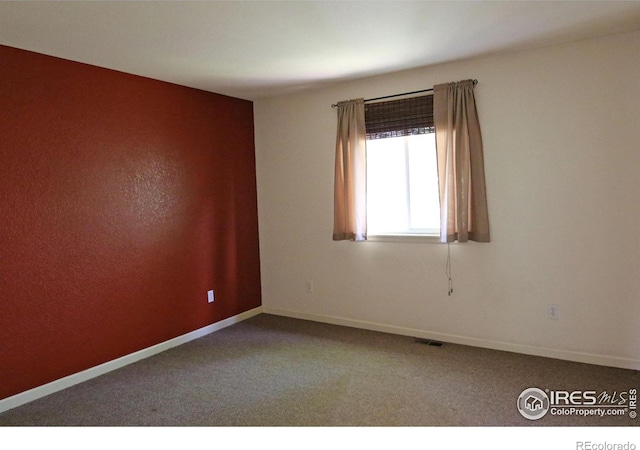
[1,1,640,100]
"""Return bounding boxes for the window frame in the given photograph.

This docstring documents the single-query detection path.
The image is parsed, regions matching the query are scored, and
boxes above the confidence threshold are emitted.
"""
[363,94,440,242]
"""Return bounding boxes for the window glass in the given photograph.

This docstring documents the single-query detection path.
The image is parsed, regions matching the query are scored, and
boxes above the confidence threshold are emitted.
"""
[366,133,439,235]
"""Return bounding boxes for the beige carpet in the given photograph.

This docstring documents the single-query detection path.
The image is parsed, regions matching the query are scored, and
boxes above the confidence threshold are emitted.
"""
[0,314,638,426]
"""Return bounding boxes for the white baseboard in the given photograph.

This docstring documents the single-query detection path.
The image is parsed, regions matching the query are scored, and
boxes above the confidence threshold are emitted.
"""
[0,306,263,415]
[263,307,640,371]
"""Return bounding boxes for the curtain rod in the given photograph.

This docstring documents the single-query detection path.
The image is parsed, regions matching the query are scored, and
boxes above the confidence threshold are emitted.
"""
[331,79,478,108]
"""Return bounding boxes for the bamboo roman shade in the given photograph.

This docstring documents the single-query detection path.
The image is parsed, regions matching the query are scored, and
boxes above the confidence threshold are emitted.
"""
[364,94,434,140]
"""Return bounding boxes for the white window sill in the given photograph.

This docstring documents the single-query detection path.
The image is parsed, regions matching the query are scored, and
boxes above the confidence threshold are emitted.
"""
[366,234,441,244]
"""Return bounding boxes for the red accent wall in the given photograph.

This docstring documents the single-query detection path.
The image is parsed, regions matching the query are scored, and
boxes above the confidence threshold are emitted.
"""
[0,45,262,400]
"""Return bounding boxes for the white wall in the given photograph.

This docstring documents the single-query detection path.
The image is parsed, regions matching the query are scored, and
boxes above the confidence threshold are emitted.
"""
[253,31,640,369]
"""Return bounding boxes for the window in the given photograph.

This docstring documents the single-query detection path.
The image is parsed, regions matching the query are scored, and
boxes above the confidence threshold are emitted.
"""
[364,94,440,237]
[333,79,488,244]
[366,134,439,235]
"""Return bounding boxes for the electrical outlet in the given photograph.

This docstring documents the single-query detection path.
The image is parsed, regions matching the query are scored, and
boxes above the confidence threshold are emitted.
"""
[548,304,559,320]
[207,290,215,303]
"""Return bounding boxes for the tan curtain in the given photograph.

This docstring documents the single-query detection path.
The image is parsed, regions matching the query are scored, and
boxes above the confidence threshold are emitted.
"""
[333,99,367,241]
[434,80,490,243]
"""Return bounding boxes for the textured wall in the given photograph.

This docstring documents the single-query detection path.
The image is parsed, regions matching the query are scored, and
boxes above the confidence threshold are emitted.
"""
[0,45,261,400]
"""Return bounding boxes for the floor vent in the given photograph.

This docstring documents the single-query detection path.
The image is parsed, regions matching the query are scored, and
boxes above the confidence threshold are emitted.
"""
[415,338,444,347]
